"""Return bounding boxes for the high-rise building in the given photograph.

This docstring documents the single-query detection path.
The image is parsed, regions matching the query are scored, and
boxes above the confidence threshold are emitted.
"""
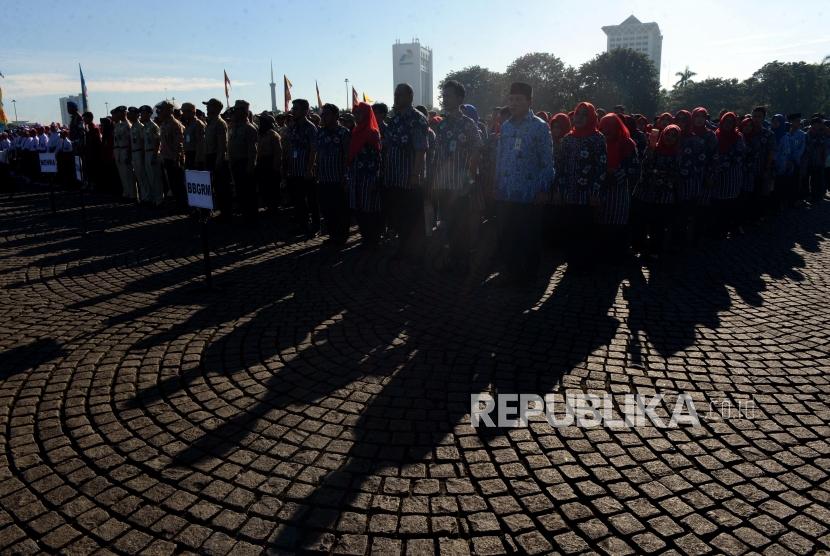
[602,15,662,72]
[58,95,82,126]
[392,39,433,108]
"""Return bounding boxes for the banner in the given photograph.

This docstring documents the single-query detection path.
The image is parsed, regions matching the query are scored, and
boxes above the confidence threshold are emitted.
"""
[39,153,57,174]
[75,156,82,181]
[185,170,214,210]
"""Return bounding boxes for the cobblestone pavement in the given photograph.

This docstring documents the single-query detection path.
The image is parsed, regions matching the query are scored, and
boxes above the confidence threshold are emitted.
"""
[1,186,829,555]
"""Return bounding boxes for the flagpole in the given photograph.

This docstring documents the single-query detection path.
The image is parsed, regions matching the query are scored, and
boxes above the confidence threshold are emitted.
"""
[345,79,349,112]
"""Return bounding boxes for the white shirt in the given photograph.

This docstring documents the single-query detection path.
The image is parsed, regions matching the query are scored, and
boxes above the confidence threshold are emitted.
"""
[55,137,73,152]
[38,134,49,152]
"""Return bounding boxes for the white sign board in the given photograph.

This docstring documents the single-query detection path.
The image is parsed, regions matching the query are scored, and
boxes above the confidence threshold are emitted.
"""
[74,156,82,181]
[39,153,58,174]
[185,170,214,210]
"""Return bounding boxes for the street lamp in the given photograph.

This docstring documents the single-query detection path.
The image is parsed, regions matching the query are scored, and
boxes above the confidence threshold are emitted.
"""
[11,99,18,123]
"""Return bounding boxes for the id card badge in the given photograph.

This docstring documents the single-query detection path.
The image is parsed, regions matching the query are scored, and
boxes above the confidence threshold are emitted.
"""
[293,150,298,159]
[513,137,522,151]
[185,134,191,144]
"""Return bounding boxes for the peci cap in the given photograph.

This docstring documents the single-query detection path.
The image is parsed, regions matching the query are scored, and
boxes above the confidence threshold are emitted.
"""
[139,105,153,114]
[127,106,139,114]
[180,102,196,111]
[110,105,127,115]
[509,82,533,99]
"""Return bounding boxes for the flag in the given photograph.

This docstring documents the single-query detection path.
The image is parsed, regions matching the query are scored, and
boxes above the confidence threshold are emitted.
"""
[223,70,231,107]
[0,87,7,125]
[315,81,323,111]
[284,75,293,113]
[362,92,374,104]
[351,87,359,108]
[79,64,89,112]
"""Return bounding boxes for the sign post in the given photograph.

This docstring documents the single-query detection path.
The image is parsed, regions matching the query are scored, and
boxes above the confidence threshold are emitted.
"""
[39,153,58,214]
[186,170,215,289]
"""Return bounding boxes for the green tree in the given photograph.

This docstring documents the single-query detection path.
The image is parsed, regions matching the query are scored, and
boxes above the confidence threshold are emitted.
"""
[674,66,697,88]
[439,65,506,115]
[577,49,660,115]
[748,61,830,116]
[666,78,751,114]
[505,52,576,113]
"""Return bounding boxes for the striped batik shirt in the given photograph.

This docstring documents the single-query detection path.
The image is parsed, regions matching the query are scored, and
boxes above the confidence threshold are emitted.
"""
[284,119,318,178]
[430,113,482,193]
[315,125,350,184]
[382,106,428,189]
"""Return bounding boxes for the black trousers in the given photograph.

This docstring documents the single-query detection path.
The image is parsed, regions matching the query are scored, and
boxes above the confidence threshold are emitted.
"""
[318,182,350,242]
[807,167,826,202]
[205,155,231,218]
[436,190,473,263]
[632,200,675,252]
[355,211,382,245]
[561,204,596,265]
[162,159,186,209]
[230,158,257,219]
[382,188,425,257]
[496,201,542,280]
[287,176,319,230]
[255,156,280,213]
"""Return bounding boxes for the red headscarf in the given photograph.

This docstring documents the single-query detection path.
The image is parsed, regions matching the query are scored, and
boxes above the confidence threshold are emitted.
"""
[674,109,693,136]
[655,124,681,156]
[599,114,636,170]
[567,102,599,138]
[548,112,571,142]
[716,111,741,153]
[349,102,381,163]
[691,107,709,137]
[656,112,674,130]
[739,116,757,139]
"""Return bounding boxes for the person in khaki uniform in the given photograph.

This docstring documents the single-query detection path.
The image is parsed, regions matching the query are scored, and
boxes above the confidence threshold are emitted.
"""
[140,105,164,206]
[127,107,148,202]
[110,105,137,200]
[203,98,231,220]
[228,99,259,220]
[181,102,206,171]
[158,100,186,210]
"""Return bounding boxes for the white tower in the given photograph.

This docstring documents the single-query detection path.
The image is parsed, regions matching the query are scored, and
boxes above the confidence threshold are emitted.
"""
[392,39,433,108]
[269,60,277,113]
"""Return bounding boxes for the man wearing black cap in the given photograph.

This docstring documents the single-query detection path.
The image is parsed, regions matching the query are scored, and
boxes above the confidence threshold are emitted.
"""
[158,100,186,211]
[383,83,429,260]
[806,116,828,202]
[111,106,137,200]
[66,101,86,156]
[784,113,806,205]
[315,103,351,245]
[140,105,164,206]
[493,81,554,284]
[127,107,147,203]
[228,99,259,220]
[203,98,230,220]
[181,102,206,171]
[285,98,319,234]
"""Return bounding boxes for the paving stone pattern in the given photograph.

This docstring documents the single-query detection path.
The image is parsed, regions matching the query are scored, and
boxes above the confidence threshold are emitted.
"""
[0,187,829,555]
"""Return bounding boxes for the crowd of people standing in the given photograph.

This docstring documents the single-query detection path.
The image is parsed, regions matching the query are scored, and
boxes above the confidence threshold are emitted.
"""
[1,82,828,284]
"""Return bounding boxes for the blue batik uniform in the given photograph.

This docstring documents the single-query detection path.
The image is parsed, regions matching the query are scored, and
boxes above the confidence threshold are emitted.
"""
[712,138,746,200]
[494,110,554,203]
[676,134,705,202]
[599,148,639,225]
[383,107,429,189]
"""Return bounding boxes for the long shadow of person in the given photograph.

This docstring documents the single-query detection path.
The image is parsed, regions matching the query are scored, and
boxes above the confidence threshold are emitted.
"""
[0,338,66,379]
[264,256,626,550]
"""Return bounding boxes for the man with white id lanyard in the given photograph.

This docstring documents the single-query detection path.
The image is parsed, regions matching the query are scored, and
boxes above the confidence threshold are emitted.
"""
[493,81,554,285]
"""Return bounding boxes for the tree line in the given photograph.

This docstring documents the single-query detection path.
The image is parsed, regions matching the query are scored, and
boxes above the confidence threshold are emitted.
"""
[439,50,830,118]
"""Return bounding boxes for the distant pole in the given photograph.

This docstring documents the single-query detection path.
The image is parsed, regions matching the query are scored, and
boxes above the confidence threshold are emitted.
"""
[105,101,109,115]
[12,99,18,123]
[345,79,349,111]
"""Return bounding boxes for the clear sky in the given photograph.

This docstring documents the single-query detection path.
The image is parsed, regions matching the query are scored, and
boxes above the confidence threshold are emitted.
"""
[3,0,828,124]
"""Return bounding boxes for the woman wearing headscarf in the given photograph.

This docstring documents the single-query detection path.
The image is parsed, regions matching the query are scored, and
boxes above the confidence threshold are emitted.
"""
[598,113,638,259]
[348,102,383,247]
[673,109,705,244]
[544,112,572,242]
[691,107,719,233]
[711,112,746,236]
[256,114,283,216]
[556,102,607,265]
[632,124,681,257]
[548,112,572,193]
[625,115,647,163]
